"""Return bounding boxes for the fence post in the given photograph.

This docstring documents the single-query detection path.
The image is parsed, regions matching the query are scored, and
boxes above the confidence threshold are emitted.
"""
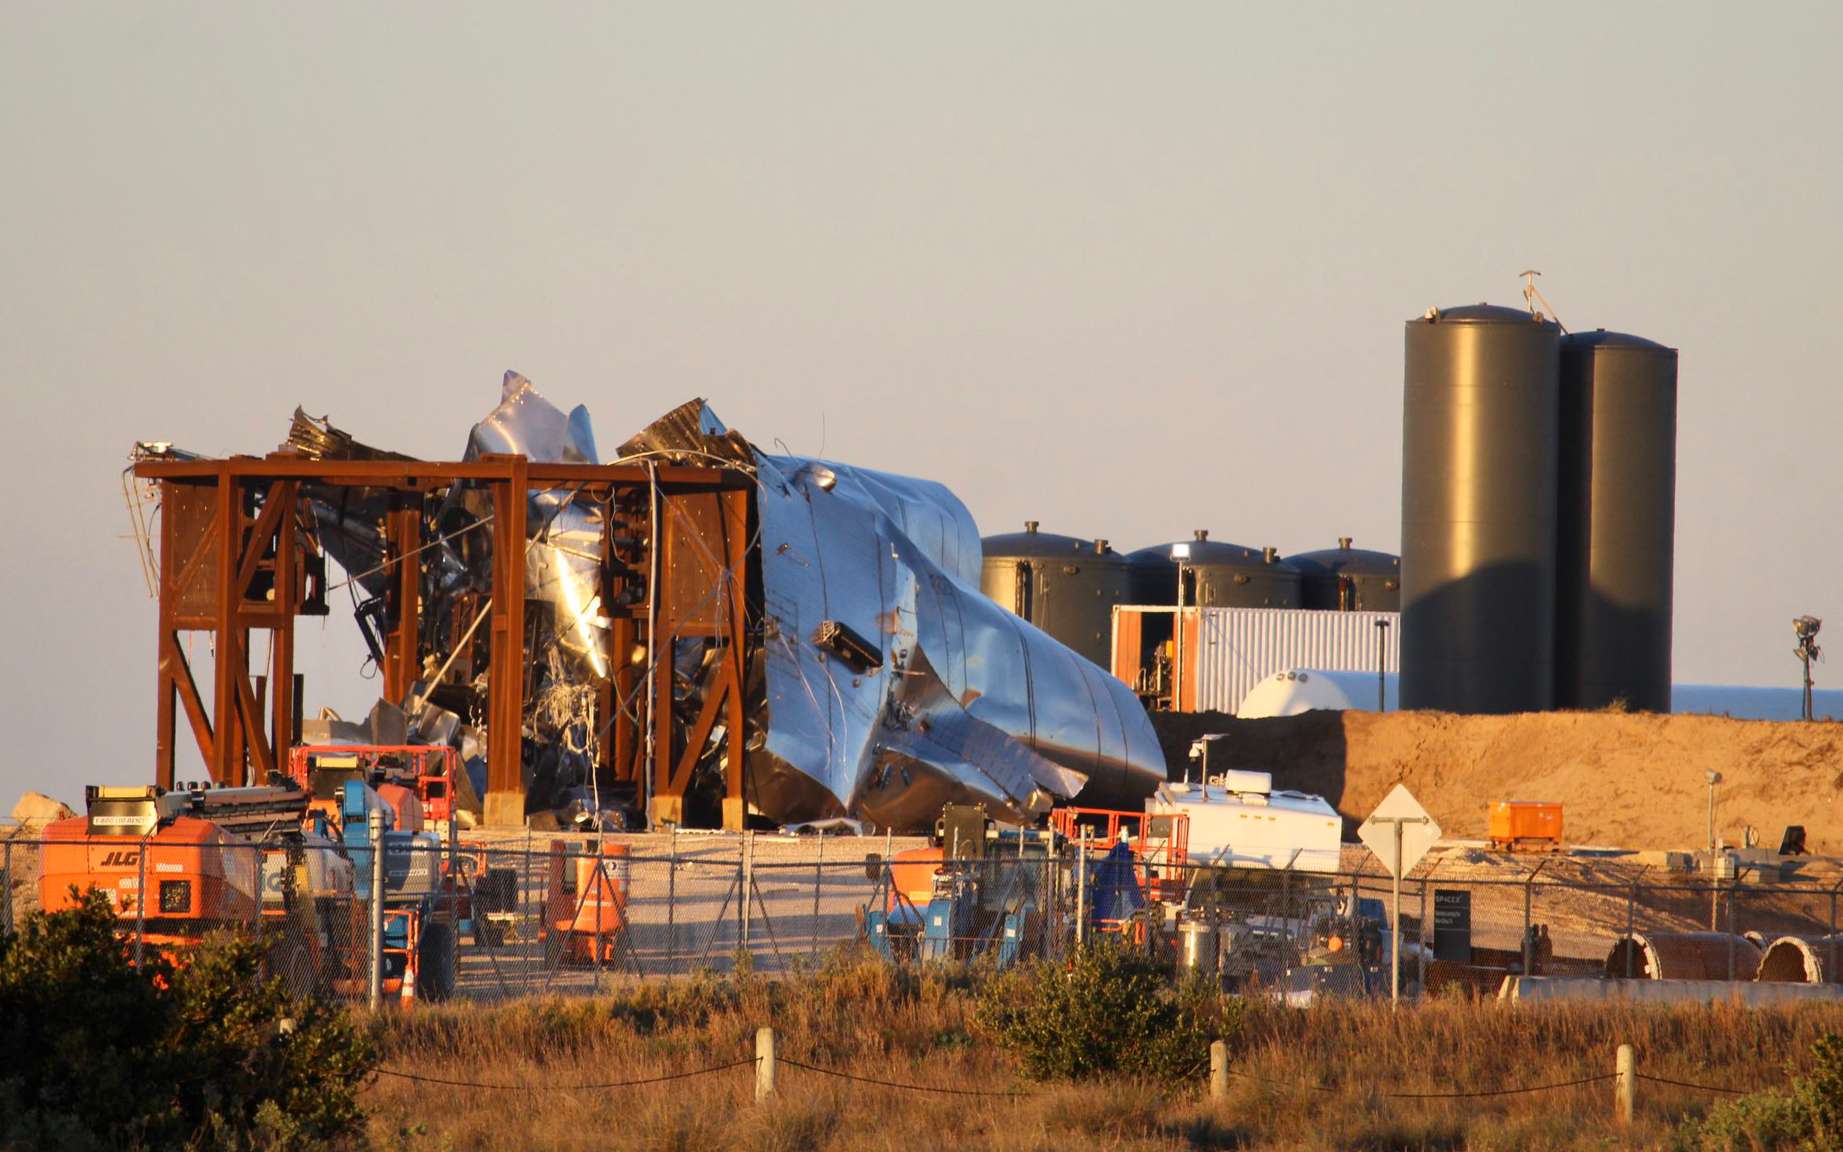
[2,839,13,937]
[1615,1044,1635,1124]
[755,1026,777,1102]
[134,833,148,971]
[1075,840,1088,947]
[1625,880,1639,979]
[1208,1039,1228,1100]
[368,808,385,1011]
[811,828,823,961]
[1726,876,1738,982]
[1417,876,1428,998]
[448,804,459,989]
[740,831,754,967]
[666,826,678,973]
[1830,880,1840,983]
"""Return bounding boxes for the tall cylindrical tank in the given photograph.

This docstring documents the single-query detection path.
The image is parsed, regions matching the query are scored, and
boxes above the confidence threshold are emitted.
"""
[1287,537,1402,612]
[980,521,1131,667]
[1554,330,1677,711]
[1126,531,1301,609]
[1401,304,1561,713]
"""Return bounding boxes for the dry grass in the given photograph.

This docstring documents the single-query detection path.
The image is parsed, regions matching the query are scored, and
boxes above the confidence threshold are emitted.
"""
[362,954,1843,1151]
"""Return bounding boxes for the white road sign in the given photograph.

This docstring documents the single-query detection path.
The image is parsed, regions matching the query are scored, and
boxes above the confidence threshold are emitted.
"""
[1358,783,1442,879]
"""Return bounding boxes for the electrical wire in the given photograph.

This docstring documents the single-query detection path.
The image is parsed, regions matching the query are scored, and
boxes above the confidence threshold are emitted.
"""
[373,1057,755,1091]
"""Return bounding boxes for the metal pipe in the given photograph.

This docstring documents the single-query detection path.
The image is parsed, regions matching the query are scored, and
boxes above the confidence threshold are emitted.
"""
[1391,822,1403,1006]
[1173,566,1187,711]
[1376,619,1390,711]
[368,808,385,1011]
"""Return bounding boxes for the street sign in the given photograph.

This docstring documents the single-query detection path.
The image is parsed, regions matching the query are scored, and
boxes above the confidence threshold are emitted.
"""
[1358,784,1442,879]
[1356,784,1443,1005]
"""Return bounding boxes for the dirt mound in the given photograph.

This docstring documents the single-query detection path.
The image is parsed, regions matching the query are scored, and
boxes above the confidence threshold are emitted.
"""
[1153,710,1843,854]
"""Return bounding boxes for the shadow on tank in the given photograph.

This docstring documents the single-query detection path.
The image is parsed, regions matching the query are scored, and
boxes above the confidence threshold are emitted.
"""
[1554,592,1672,712]
[1400,560,1556,714]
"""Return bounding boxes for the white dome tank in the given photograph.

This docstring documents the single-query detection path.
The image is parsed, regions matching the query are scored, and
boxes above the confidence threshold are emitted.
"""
[1237,668,1399,718]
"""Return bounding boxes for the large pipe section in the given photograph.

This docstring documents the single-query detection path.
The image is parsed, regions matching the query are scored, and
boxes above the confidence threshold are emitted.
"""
[1554,331,1678,711]
[1400,305,1562,713]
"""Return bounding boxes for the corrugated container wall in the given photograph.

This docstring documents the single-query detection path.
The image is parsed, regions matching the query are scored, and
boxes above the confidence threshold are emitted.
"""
[1184,606,1400,714]
[1400,304,1561,713]
[1554,331,1678,711]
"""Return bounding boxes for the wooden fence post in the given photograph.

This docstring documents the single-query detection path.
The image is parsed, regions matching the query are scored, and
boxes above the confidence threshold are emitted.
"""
[1616,1043,1635,1125]
[756,1026,777,1102]
[1209,1040,1228,1100]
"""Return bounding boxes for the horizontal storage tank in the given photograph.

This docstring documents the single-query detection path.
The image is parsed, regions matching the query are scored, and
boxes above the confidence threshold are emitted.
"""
[981,521,1131,668]
[1288,537,1401,612]
[1401,304,1561,713]
[1127,531,1301,609]
[1554,330,1678,712]
[1237,668,1399,718]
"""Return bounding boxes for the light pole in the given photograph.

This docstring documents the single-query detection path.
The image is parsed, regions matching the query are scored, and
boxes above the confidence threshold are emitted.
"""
[1794,616,1823,722]
[1707,770,1723,932]
[1706,770,1722,856]
[1171,541,1192,713]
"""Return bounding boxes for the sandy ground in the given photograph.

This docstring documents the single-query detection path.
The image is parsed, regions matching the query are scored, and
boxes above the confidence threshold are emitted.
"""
[1155,709,1843,855]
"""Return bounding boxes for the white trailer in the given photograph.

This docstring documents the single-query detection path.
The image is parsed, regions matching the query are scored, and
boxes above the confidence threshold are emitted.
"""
[1149,768,1342,874]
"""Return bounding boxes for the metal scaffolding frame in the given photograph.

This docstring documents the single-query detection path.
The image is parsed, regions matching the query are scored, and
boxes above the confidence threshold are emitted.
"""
[135,453,755,830]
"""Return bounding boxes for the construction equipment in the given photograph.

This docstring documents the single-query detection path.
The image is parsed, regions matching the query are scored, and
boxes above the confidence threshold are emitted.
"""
[862,805,1049,966]
[1050,806,1190,903]
[331,780,457,1004]
[1488,801,1563,852]
[289,744,465,825]
[538,840,631,968]
[38,784,306,961]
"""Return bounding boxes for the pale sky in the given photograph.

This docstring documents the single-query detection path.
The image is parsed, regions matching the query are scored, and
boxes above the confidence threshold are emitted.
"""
[3,2,1840,805]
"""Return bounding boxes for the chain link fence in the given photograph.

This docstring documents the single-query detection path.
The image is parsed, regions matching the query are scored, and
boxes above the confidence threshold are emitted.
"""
[5,825,1842,1005]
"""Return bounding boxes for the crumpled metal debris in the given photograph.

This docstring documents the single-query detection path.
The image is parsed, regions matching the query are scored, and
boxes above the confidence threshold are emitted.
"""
[285,379,1163,830]
[639,400,1165,828]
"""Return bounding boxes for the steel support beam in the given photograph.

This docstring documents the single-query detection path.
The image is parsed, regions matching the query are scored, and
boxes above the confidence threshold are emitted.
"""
[483,456,528,828]
[383,505,421,704]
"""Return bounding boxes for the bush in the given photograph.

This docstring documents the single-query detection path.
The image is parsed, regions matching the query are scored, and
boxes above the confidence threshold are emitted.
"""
[0,889,376,1151]
[973,940,1236,1081]
[1674,1032,1843,1152]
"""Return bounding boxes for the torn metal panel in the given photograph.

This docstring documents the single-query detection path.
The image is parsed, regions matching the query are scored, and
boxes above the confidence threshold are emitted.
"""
[744,436,1164,829]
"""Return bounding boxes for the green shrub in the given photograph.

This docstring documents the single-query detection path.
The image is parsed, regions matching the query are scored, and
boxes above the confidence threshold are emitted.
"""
[0,888,375,1151]
[1674,1031,1843,1152]
[972,940,1234,1081]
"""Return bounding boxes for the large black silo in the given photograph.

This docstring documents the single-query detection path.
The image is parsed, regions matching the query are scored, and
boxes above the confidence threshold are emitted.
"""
[1288,537,1402,612]
[981,521,1132,667]
[1554,330,1678,711]
[1125,531,1301,609]
[1401,304,1561,713]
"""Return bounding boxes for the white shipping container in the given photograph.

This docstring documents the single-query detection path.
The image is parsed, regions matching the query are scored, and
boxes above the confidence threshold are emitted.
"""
[1191,606,1399,714]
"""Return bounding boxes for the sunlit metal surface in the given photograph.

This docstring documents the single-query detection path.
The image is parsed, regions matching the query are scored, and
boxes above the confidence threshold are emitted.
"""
[741,431,1164,829]
[283,384,1164,829]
